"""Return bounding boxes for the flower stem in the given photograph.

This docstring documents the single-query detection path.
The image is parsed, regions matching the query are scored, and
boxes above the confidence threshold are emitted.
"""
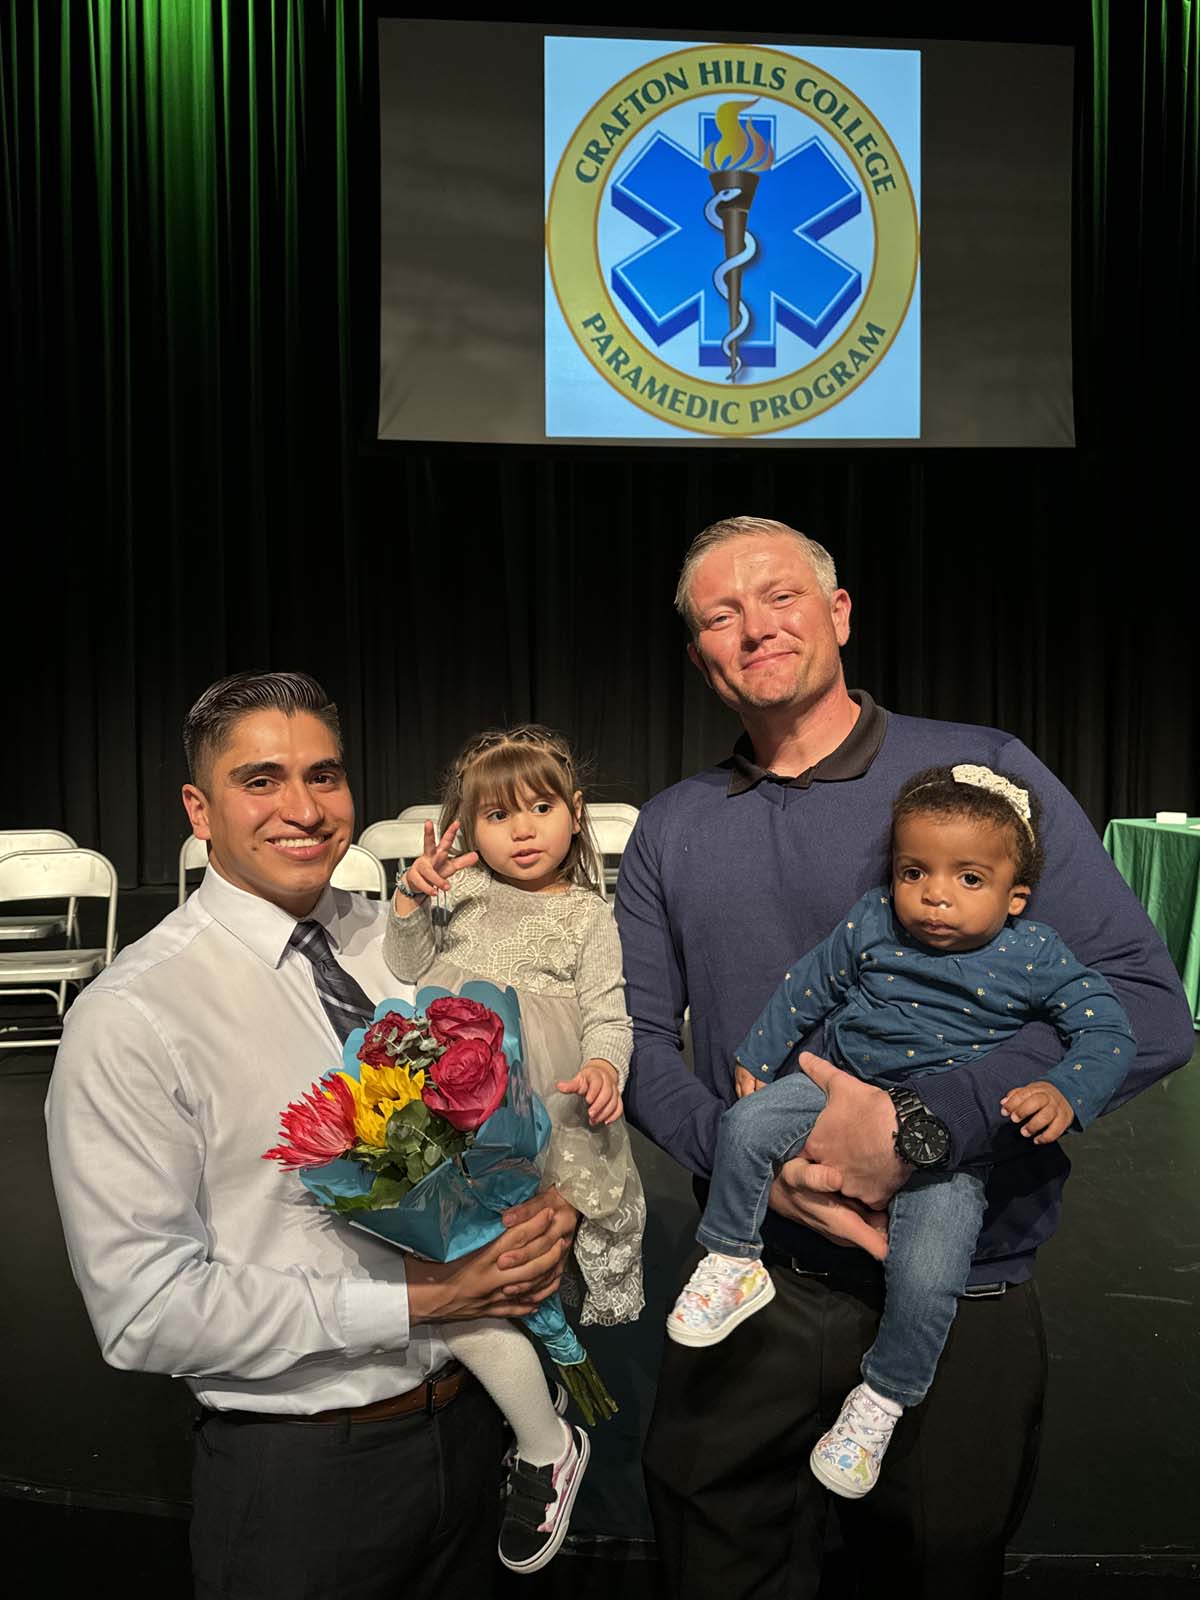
[554,1356,618,1426]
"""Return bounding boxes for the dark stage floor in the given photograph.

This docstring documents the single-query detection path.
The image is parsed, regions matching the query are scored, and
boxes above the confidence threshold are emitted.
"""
[5,1498,1199,1597]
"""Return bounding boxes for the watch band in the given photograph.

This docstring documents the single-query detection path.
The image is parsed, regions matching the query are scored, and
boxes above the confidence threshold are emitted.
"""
[887,1085,926,1122]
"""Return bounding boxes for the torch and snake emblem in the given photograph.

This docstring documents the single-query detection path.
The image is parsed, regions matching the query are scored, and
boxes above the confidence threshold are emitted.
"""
[703,99,775,381]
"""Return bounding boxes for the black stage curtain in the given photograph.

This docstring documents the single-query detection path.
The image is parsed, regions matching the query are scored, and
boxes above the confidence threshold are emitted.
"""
[3,2,1197,887]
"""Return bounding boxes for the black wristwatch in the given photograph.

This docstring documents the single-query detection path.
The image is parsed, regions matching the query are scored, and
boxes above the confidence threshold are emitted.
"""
[887,1085,950,1168]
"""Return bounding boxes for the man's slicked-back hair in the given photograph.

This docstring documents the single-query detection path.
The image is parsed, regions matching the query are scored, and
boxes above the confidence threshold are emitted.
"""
[674,515,840,634]
[183,671,341,789]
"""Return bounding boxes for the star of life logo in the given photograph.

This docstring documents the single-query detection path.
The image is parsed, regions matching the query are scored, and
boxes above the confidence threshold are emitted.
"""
[545,42,920,439]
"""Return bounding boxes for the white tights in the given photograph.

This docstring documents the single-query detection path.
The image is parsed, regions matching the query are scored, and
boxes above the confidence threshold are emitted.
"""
[441,1318,568,1466]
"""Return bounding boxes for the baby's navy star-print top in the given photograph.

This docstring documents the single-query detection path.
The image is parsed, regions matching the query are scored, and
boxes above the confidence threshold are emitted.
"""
[735,889,1135,1129]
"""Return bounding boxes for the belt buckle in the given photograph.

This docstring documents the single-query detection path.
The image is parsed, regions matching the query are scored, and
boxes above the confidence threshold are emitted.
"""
[425,1359,460,1415]
[962,1280,1007,1299]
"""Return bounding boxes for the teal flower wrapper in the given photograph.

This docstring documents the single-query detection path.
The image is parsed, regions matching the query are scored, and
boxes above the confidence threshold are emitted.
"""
[299,981,584,1368]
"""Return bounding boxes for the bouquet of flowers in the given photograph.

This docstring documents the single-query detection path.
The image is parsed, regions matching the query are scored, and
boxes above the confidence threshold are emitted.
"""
[263,980,617,1424]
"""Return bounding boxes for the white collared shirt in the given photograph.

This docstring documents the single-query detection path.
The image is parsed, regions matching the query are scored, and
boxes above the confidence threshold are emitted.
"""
[46,867,450,1414]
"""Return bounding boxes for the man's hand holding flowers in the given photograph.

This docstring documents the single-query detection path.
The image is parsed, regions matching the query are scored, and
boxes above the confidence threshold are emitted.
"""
[500,1188,579,1276]
[405,1204,571,1323]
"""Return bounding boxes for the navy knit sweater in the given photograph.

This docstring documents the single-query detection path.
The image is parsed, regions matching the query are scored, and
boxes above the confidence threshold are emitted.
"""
[618,699,1193,1284]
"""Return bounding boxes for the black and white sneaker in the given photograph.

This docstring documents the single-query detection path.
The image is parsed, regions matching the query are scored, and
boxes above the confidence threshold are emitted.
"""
[498,1422,590,1574]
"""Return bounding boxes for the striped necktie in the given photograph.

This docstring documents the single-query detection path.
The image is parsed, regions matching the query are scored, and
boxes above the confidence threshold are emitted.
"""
[288,919,375,1043]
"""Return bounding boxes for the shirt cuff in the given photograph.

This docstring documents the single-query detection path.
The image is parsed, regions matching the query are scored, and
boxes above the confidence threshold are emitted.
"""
[336,1275,412,1359]
[915,1070,998,1166]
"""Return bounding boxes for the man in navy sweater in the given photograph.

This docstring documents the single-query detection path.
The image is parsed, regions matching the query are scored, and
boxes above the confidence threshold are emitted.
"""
[617,516,1192,1600]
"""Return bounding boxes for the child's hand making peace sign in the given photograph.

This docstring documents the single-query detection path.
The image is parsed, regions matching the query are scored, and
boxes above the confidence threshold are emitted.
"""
[395,819,479,906]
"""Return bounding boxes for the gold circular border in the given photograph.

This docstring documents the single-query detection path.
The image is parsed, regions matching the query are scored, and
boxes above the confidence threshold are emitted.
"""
[546,43,920,437]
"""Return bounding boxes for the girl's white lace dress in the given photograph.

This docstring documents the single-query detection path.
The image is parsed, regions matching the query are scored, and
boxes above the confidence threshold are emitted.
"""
[383,865,645,1326]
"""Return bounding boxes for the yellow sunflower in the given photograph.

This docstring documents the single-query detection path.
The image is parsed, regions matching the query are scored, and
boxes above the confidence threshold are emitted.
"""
[358,1062,426,1108]
[337,1065,426,1149]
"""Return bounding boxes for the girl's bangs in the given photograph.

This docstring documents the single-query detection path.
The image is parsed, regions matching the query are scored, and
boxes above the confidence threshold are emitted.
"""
[462,743,574,818]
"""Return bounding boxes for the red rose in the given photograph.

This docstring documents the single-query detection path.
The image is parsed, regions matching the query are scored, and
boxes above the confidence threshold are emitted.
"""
[359,1011,425,1067]
[422,1037,509,1131]
[426,996,505,1054]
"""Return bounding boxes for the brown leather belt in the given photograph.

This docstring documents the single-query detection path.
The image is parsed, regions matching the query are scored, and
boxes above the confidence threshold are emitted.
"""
[209,1361,474,1427]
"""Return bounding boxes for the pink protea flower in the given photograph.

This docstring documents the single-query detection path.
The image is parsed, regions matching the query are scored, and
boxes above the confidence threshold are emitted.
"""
[263,1073,359,1169]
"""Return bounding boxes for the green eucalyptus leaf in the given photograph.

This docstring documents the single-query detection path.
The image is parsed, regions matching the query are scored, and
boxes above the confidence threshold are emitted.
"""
[390,1099,430,1131]
[385,1107,427,1155]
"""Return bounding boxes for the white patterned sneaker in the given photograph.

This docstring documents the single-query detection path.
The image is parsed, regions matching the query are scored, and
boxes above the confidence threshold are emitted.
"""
[499,1421,590,1574]
[666,1253,776,1347]
[809,1383,900,1498]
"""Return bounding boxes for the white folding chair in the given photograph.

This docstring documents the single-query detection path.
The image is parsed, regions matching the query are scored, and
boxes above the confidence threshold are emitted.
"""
[331,843,388,898]
[177,835,210,906]
[587,803,641,828]
[587,812,636,901]
[358,819,430,875]
[0,829,79,943]
[397,804,442,823]
[0,849,119,1048]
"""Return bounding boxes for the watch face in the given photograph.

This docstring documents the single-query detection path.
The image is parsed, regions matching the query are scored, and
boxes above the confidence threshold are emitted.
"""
[900,1113,950,1167]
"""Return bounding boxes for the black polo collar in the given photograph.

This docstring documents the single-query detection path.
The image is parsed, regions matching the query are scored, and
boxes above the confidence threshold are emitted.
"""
[726,691,888,795]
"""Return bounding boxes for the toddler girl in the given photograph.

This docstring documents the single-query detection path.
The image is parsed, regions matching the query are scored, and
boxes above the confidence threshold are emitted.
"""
[667,764,1134,1499]
[384,725,645,1573]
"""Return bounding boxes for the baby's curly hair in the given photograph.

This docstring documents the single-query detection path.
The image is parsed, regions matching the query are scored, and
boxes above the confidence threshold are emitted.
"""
[891,765,1046,888]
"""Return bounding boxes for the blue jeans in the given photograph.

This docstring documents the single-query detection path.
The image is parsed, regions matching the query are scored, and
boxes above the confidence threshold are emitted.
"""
[697,1074,987,1408]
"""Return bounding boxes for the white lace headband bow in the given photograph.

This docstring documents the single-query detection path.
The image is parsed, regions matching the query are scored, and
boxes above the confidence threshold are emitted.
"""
[948,764,1035,840]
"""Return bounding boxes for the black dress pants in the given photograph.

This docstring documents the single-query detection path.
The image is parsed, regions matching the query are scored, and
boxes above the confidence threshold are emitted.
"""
[643,1257,1046,1600]
[190,1382,504,1599]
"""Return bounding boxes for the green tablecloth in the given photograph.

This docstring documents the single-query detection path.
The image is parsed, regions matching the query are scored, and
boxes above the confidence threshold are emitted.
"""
[1103,817,1200,1026]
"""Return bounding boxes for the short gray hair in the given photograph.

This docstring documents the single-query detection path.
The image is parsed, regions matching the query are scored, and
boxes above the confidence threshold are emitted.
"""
[183,671,341,788]
[674,516,839,633]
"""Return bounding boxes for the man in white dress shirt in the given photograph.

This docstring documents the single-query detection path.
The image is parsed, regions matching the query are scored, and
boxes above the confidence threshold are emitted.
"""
[46,671,575,1599]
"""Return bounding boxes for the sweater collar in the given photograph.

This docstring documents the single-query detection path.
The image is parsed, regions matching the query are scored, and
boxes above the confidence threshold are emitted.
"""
[726,690,888,795]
